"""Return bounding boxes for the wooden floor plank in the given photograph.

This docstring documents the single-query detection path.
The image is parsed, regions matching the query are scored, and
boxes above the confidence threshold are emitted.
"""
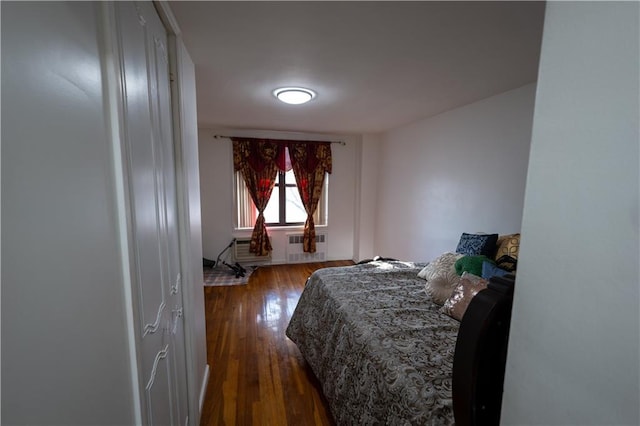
[200,260,354,426]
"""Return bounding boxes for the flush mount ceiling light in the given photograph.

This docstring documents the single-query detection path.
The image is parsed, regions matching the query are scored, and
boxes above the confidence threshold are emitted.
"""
[273,87,316,105]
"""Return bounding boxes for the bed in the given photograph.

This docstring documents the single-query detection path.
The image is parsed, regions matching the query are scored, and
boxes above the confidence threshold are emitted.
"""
[286,244,516,425]
[286,260,457,424]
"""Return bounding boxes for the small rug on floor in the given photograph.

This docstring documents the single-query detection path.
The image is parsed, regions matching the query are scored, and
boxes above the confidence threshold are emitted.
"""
[203,266,253,286]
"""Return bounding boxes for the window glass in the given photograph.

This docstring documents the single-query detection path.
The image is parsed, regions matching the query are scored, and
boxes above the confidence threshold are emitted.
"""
[284,169,296,185]
[285,187,307,223]
[234,170,328,228]
[263,186,279,224]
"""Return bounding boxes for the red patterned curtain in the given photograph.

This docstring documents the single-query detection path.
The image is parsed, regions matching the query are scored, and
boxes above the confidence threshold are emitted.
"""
[288,141,332,253]
[232,139,284,255]
[232,137,332,255]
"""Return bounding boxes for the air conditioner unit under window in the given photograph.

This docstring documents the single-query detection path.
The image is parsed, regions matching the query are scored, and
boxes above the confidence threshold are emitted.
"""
[233,238,272,264]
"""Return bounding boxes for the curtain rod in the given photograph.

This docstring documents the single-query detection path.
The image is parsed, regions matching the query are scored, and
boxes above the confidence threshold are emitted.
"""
[214,134,346,146]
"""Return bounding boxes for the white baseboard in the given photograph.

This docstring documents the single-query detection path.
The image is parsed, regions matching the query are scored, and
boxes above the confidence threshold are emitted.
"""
[199,364,210,413]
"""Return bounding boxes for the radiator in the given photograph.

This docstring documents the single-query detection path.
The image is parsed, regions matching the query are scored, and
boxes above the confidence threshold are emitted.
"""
[233,238,272,264]
[286,233,327,263]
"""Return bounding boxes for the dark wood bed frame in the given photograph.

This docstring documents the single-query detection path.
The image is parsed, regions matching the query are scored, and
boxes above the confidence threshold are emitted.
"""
[453,274,516,426]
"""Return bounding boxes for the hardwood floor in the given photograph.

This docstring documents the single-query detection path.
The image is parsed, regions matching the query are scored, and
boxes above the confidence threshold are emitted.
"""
[199,260,354,426]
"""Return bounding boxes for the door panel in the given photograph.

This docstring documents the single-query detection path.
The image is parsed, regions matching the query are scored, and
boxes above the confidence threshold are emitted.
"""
[115,2,188,424]
[116,3,166,340]
[145,343,173,426]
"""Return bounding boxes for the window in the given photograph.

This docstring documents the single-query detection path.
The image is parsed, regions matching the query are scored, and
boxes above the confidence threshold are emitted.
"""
[235,169,328,229]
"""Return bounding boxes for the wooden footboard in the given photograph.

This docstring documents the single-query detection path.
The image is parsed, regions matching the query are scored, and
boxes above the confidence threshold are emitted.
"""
[452,274,516,426]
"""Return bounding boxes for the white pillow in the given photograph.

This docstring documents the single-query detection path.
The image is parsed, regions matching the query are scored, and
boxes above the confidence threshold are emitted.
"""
[418,252,464,305]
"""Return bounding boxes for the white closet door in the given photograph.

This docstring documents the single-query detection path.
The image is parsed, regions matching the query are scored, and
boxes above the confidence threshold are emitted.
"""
[115,2,188,425]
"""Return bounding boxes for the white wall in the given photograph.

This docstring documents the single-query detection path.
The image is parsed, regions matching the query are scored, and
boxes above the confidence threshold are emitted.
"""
[502,3,640,425]
[199,129,360,263]
[354,133,381,262]
[373,84,536,262]
[1,3,135,423]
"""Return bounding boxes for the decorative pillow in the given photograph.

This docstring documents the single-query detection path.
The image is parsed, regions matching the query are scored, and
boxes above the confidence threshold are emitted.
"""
[455,233,499,257]
[481,261,510,280]
[495,233,521,260]
[441,272,489,321]
[418,252,464,305]
[455,255,495,277]
[496,255,518,272]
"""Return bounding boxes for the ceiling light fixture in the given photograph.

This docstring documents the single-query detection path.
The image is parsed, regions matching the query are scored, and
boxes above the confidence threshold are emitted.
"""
[273,87,316,105]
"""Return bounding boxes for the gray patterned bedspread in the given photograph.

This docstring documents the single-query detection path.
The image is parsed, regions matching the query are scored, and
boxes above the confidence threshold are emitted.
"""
[286,261,459,425]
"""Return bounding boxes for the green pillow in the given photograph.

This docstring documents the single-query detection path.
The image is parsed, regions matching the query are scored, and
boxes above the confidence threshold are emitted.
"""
[455,255,495,277]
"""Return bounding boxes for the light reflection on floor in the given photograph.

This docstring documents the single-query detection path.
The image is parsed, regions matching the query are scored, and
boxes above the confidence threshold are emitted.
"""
[256,290,302,333]
[286,293,299,317]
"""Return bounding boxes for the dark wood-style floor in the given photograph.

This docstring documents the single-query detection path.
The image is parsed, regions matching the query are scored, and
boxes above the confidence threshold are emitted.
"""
[199,260,354,426]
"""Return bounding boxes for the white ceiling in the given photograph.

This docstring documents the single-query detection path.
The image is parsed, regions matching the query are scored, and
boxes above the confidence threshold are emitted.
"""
[169,1,545,134]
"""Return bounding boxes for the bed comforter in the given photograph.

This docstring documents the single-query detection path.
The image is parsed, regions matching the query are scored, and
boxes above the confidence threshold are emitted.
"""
[285,261,459,425]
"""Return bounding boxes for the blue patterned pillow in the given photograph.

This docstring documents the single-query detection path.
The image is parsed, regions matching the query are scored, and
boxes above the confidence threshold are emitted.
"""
[481,261,510,280]
[455,233,499,257]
